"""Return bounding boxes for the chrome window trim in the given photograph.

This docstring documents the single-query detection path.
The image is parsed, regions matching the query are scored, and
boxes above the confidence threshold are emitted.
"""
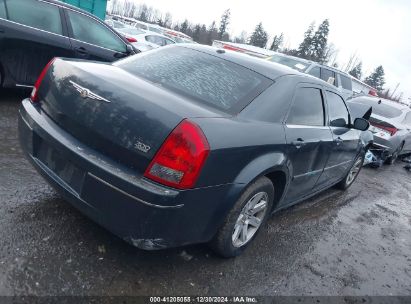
[286,124,330,130]
[16,84,34,88]
[0,17,66,38]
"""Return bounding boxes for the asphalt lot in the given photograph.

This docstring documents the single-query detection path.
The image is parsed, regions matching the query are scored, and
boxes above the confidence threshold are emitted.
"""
[0,89,410,296]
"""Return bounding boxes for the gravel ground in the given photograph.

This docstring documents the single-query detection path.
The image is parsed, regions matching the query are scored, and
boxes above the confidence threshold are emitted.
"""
[0,90,410,297]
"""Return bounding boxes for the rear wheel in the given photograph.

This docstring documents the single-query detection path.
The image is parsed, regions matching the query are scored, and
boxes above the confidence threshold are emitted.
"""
[336,153,364,190]
[385,143,404,165]
[210,177,274,258]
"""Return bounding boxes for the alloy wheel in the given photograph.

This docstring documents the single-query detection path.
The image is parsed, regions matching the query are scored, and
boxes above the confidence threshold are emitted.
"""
[346,157,363,186]
[232,192,268,248]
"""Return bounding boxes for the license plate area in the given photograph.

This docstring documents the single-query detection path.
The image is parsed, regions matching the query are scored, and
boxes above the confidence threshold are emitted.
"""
[34,136,85,194]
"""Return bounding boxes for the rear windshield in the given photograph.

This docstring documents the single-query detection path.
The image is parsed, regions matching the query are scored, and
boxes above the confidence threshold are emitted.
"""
[116,46,271,113]
[267,55,309,72]
[355,98,403,118]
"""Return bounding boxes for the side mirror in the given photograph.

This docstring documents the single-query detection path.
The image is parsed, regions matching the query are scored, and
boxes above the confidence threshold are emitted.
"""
[353,118,369,131]
[330,118,347,128]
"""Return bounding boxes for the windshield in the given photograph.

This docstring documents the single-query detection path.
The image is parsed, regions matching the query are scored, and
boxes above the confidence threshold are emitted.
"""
[355,98,403,118]
[267,55,309,72]
[116,46,272,113]
[120,27,145,35]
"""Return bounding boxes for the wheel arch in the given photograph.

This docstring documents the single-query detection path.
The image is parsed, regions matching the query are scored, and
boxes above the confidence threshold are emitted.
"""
[232,151,290,211]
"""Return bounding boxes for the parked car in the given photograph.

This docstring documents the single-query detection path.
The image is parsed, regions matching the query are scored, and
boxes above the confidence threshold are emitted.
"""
[116,27,175,52]
[350,96,411,163]
[266,53,354,100]
[351,77,378,97]
[18,45,369,257]
[105,19,128,30]
[0,0,137,89]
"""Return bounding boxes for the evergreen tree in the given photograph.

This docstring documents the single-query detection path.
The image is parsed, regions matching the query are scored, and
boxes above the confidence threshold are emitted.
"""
[207,21,218,45]
[269,33,284,51]
[311,19,330,63]
[192,24,201,42]
[349,62,362,79]
[364,66,385,92]
[180,19,189,34]
[218,9,231,40]
[248,22,268,48]
[297,22,315,59]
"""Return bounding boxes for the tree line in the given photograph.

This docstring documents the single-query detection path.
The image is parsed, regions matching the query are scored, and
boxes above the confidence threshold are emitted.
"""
[109,0,402,102]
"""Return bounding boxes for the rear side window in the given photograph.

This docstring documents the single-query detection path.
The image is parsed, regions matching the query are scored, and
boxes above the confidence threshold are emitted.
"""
[6,0,62,35]
[326,91,349,127]
[287,88,324,126]
[340,74,353,90]
[267,55,309,72]
[321,68,335,85]
[116,46,271,113]
[307,66,320,78]
[0,0,6,19]
[67,10,126,53]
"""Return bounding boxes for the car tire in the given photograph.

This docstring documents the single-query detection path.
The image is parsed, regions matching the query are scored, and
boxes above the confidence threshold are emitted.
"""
[385,143,404,165]
[209,176,274,258]
[336,153,365,190]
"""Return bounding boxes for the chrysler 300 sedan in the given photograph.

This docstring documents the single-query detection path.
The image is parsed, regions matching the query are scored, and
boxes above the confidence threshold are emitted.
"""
[18,45,369,257]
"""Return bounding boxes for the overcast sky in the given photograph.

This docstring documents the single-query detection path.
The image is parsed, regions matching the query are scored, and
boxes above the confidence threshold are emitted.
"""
[122,0,411,102]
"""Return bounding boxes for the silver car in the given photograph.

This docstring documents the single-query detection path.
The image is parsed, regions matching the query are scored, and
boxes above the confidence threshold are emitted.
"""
[117,27,175,52]
[351,96,411,164]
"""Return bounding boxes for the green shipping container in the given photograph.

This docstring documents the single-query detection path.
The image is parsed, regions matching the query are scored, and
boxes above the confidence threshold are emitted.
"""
[60,0,107,20]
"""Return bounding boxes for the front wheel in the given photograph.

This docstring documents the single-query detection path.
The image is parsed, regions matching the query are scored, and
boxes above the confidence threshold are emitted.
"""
[385,143,404,165]
[336,154,364,190]
[210,177,274,258]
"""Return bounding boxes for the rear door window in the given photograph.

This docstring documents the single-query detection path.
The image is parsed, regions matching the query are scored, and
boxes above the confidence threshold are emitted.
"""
[0,0,6,19]
[321,68,335,85]
[67,10,127,53]
[326,91,350,127]
[116,46,272,113]
[6,0,62,35]
[287,88,325,126]
[340,74,353,90]
[307,66,320,78]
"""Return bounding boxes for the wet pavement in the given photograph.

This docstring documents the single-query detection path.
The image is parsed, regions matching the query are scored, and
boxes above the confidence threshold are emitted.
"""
[0,89,410,296]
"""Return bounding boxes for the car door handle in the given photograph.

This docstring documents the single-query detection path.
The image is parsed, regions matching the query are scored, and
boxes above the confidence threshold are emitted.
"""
[75,47,88,55]
[291,139,306,148]
[0,28,4,33]
[334,137,343,145]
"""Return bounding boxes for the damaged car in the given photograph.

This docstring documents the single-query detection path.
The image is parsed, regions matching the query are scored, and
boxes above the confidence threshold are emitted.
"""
[350,96,411,164]
[19,45,369,257]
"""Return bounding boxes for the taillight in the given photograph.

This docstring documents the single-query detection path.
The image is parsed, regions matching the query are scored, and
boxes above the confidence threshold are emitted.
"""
[144,119,210,189]
[370,122,398,136]
[30,58,56,103]
[126,36,137,43]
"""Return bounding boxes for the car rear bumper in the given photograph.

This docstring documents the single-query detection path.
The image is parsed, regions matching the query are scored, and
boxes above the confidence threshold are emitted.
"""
[19,99,238,249]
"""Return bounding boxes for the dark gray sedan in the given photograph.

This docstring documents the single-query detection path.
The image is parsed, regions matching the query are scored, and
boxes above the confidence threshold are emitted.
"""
[18,45,369,257]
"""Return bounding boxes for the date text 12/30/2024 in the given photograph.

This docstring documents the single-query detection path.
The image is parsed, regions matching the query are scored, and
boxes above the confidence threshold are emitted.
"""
[149,297,258,303]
